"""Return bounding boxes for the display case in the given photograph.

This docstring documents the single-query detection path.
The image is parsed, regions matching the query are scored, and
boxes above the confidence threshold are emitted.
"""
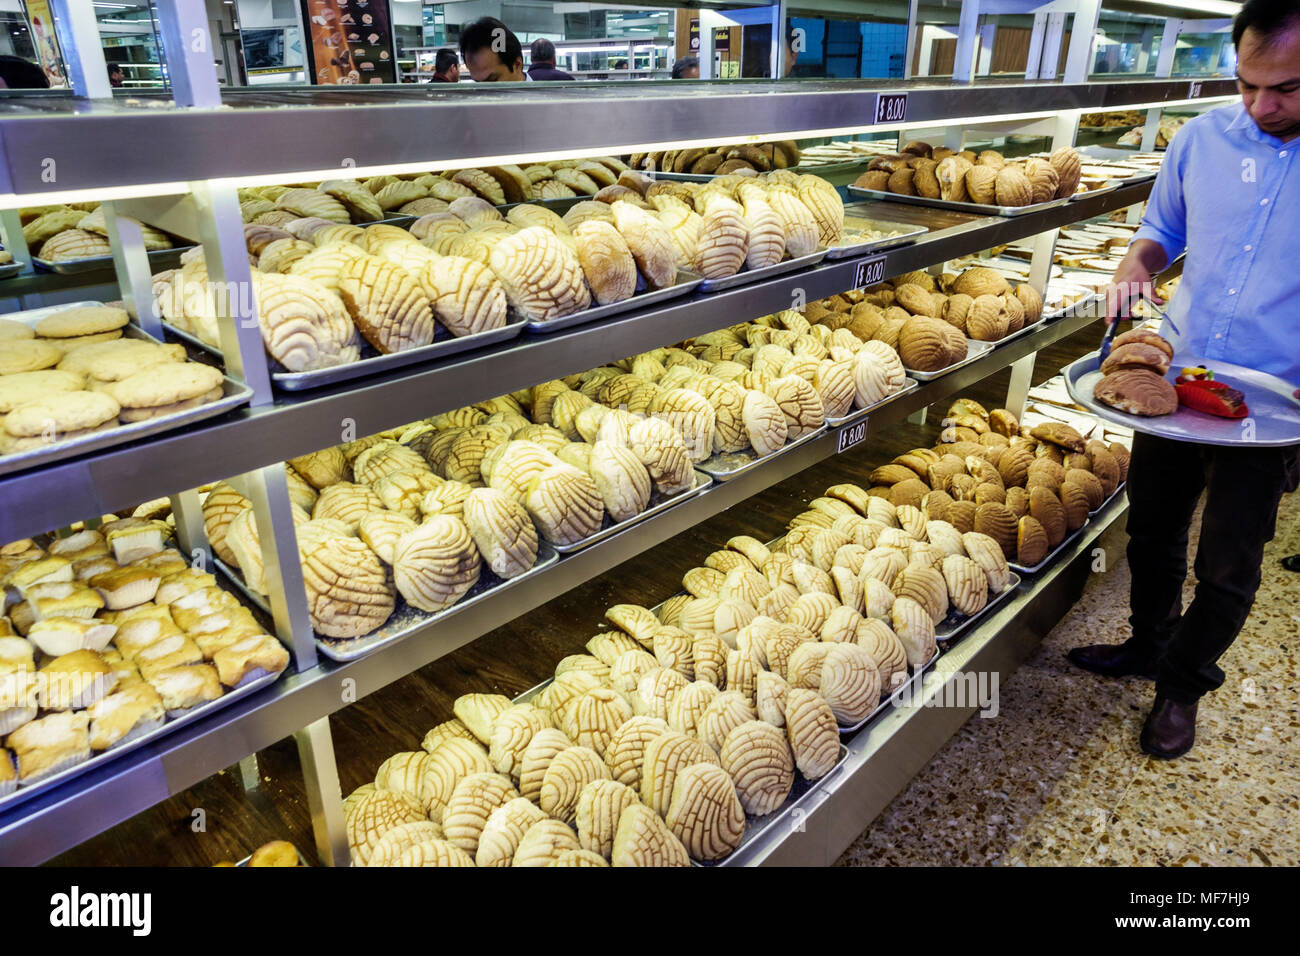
[0,0,1240,867]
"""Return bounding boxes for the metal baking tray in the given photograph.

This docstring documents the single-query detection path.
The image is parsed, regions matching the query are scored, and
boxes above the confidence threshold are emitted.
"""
[934,571,1023,644]
[696,743,849,868]
[1070,182,1121,201]
[847,186,1072,218]
[496,197,583,216]
[235,845,311,867]
[551,470,713,554]
[824,212,927,261]
[33,245,192,275]
[0,262,24,279]
[644,171,719,183]
[164,313,527,392]
[1090,481,1126,516]
[1064,351,1300,448]
[523,271,704,334]
[905,338,995,382]
[1044,293,1105,322]
[836,647,939,735]
[1008,521,1090,575]
[0,302,254,477]
[0,667,282,813]
[985,317,1046,349]
[216,542,559,664]
[823,377,920,429]
[696,425,829,481]
[696,248,828,294]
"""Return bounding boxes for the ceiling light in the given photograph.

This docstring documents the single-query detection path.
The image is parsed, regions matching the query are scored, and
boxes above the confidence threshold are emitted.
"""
[1125,0,1241,15]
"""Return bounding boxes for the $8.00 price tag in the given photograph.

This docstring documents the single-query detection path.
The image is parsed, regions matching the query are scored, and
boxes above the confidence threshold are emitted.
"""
[854,254,887,290]
[836,421,868,453]
[874,92,907,124]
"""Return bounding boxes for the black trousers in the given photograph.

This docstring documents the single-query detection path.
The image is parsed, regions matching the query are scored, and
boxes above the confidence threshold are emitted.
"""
[1125,432,1300,704]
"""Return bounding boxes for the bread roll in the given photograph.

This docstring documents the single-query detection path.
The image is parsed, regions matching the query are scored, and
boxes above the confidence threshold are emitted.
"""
[573,220,637,305]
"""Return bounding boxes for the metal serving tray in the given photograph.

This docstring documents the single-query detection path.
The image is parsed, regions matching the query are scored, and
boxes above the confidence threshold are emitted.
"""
[0,302,253,477]
[551,470,713,554]
[164,313,527,392]
[1064,351,1300,448]
[847,185,1073,218]
[823,377,920,429]
[0,667,282,813]
[496,197,583,216]
[836,647,939,736]
[988,317,1046,348]
[524,271,704,334]
[1008,521,1089,575]
[696,425,829,481]
[824,211,927,261]
[216,542,559,664]
[934,571,1023,644]
[33,245,192,275]
[905,338,995,382]
[1091,481,1126,516]
[0,262,24,280]
[1044,292,1105,322]
[696,248,828,294]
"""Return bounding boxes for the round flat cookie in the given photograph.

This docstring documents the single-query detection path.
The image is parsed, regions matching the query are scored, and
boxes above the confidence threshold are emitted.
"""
[107,361,223,409]
[0,319,35,342]
[3,389,120,437]
[42,330,124,352]
[35,306,129,339]
[58,339,185,382]
[0,369,87,413]
[0,339,63,375]
[0,420,117,454]
[118,386,224,422]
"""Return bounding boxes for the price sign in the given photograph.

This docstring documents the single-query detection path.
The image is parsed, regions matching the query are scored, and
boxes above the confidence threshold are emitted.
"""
[836,421,868,454]
[1189,81,1203,98]
[874,92,908,124]
[854,254,887,289]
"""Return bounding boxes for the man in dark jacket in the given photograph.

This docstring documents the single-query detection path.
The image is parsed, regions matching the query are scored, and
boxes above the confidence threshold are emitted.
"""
[527,38,573,81]
[430,49,459,83]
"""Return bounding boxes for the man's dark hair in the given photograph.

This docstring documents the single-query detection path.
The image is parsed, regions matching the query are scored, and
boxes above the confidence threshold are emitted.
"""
[459,16,522,69]
[530,38,556,64]
[671,55,698,79]
[1233,0,1300,48]
[0,55,50,89]
[434,48,458,74]
[108,63,124,76]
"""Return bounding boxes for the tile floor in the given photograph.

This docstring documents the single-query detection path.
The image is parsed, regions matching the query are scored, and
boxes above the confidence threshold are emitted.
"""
[837,489,1300,867]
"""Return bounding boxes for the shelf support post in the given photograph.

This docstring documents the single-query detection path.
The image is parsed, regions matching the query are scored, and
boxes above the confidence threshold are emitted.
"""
[1062,0,1102,85]
[169,488,209,566]
[101,203,162,339]
[953,1,982,83]
[47,0,113,99]
[295,717,349,867]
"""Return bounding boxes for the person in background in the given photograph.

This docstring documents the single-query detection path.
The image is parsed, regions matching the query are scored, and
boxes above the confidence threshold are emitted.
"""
[671,56,699,79]
[459,17,527,83]
[430,48,459,83]
[1066,0,1300,759]
[108,63,124,88]
[527,38,572,81]
[0,54,51,89]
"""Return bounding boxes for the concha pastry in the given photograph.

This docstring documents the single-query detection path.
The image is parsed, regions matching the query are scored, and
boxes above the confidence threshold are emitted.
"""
[462,487,537,580]
[275,187,350,224]
[513,818,581,868]
[298,520,395,637]
[346,789,427,866]
[606,648,658,689]
[419,255,508,337]
[367,821,444,868]
[606,603,660,647]
[420,720,478,754]
[627,416,694,495]
[737,189,786,269]
[855,618,909,692]
[973,502,1018,560]
[692,376,748,453]
[664,762,746,861]
[579,440,647,522]
[764,374,825,439]
[942,554,989,617]
[576,778,640,860]
[452,693,512,745]
[540,745,611,824]
[611,802,691,867]
[573,220,637,305]
[1023,157,1061,205]
[812,359,855,419]
[556,654,611,682]
[652,625,694,677]
[649,388,717,463]
[371,470,441,522]
[898,315,954,372]
[518,728,574,805]
[721,719,794,816]
[489,227,591,322]
[742,389,789,456]
[202,482,250,567]
[1059,481,1091,531]
[890,596,937,670]
[337,253,436,354]
[692,195,748,279]
[604,715,670,789]
[610,200,678,290]
[641,729,720,817]
[936,156,973,201]
[489,704,554,780]
[476,796,547,867]
[392,516,481,613]
[965,165,998,205]
[1028,486,1067,548]
[374,750,431,799]
[784,687,840,779]
[796,174,845,247]
[393,839,475,867]
[892,562,949,625]
[696,690,757,755]
[692,632,728,687]
[442,772,519,853]
[960,531,1010,593]
[524,463,604,546]
[1017,515,1050,567]
[994,165,1033,207]
[569,688,633,756]
[548,849,608,867]
[819,643,882,724]
[250,272,361,372]
[1049,146,1082,198]
[666,679,720,738]
[785,640,834,692]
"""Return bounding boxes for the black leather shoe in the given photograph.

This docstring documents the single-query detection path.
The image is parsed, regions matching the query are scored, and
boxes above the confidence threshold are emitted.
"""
[1282,553,1300,573]
[1066,641,1160,681]
[1140,695,1198,759]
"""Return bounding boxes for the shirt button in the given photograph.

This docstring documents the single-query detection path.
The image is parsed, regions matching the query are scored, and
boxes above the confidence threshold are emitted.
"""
[1228,289,1236,295]
[1244,245,1252,251]
[1282,151,1289,158]
[1215,333,1223,339]
[1261,198,1269,205]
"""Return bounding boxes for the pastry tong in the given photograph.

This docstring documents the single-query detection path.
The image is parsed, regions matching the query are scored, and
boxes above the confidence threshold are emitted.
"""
[1099,267,1181,365]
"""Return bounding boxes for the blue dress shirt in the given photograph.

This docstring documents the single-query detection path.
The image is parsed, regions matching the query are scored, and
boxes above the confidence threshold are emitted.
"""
[1134,101,1300,385]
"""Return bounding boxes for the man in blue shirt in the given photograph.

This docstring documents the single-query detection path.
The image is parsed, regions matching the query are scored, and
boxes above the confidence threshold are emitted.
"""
[1068,0,1300,759]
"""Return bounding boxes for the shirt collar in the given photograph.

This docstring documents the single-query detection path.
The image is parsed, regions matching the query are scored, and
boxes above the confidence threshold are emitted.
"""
[1225,100,1285,147]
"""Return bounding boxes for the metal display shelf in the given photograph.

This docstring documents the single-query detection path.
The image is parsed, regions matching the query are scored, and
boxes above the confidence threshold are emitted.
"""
[726,491,1131,866]
[0,304,1108,865]
[0,179,1151,542]
[0,79,1232,197]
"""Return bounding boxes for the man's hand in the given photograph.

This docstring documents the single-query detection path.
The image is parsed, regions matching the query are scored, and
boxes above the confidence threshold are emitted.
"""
[1104,239,1170,324]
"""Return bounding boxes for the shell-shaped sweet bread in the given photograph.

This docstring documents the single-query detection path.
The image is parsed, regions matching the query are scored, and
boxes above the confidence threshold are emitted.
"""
[890,595,937,670]
[697,690,757,755]
[568,687,633,757]
[640,729,719,817]
[275,187,350,224]
[796,174,844,247]
[627,416,695,495]
[297,519,395,637]
[665,762,746,861]
[475,796,547,867]
[366,820,443,867]
[462,487,537,580]
[572,220,637,306]
[524,463,604,546]
[575,778,639,860]
[648,387,717,463]
[540,745,611,824]
[610,200,678,290]
[442,772,519,853]
[518,728,574,805]
[604,715,669,789]
[611,802,691,867]
[739,192,786,270]
[336,253,436,354]
[416,255,508,338]
[587,440,652,522]
[392,515,481,613]
[488,704,553,780]
[692,194,748,279]
[766,187,819,258]
[489,227,591,322]
[855,618,908,692]
[346,789,426,865]
[819,643,882,725]
[721,719,794,816]
[784,687,840,779]
[393,839,475,867]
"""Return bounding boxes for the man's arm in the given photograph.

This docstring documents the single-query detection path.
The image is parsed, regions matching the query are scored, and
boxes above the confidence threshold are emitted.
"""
[1105,238,1170,322]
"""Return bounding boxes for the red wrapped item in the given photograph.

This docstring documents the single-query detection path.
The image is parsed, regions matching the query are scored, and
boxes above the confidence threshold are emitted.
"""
[1174,379,1249,418]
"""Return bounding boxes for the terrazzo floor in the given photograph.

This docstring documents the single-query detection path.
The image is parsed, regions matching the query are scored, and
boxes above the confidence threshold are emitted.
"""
[837,489,1300,867]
